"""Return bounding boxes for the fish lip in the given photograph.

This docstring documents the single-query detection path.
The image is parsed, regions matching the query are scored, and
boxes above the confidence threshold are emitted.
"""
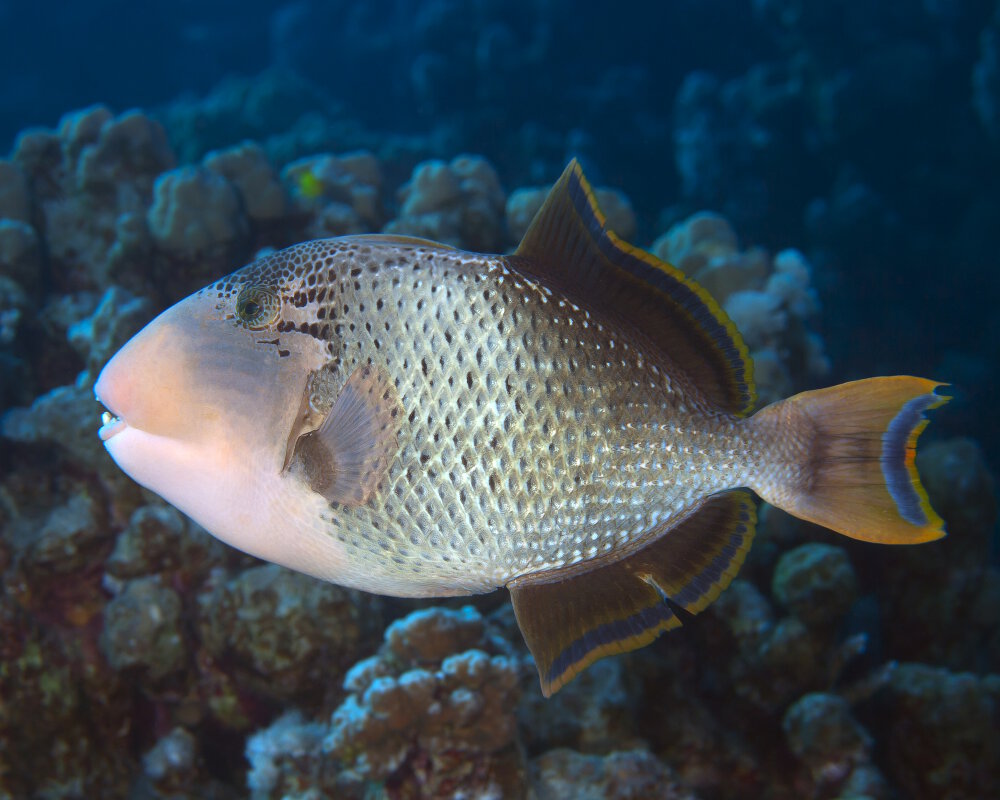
[99,413,127,442]
[95,387,126,442]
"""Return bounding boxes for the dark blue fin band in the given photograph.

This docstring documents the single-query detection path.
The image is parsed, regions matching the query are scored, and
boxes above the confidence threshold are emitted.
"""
[882,393,945,527]
[509,491,756,696]
[511,160,754,416]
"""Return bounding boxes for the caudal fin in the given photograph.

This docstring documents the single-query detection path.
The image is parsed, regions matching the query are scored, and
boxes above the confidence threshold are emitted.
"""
[752,377,949,544]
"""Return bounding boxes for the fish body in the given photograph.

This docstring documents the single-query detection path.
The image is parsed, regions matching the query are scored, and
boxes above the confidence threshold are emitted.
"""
[96,162,948,694]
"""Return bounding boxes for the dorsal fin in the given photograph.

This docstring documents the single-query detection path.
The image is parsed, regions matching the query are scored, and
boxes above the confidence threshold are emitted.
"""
[508,491,756,696]
[347,233,458,250]
[512,160,754,415]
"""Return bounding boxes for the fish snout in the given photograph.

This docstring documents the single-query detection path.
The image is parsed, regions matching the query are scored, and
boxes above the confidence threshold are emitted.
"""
[95,347,132,442]
[93,307,199,442]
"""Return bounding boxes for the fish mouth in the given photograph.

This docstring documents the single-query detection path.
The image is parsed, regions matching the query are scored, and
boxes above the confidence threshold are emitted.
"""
[99,409,126,442]
[96,391,127,442]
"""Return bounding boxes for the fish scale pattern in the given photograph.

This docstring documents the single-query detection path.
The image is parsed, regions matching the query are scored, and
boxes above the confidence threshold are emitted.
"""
[232,238,752,595]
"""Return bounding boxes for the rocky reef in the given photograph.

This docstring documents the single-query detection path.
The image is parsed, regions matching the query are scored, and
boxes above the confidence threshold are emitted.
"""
[0,98,997,800]
[247,605,527,799]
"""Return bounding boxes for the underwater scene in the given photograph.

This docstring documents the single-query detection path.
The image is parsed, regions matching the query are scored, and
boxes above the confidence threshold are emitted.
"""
[1,1,999,798]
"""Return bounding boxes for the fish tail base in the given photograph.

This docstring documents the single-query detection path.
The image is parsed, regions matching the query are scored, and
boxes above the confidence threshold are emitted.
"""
[751,377,949,544]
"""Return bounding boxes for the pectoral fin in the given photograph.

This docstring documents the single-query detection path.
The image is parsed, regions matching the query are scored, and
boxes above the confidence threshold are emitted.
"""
[291,364,402,506]
[508,491,756,696]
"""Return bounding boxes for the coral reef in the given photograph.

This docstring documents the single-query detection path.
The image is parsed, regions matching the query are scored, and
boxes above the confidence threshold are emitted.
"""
[882,438,1000,671]
[4,0,997,448]
[652,212,829,403]
[245,605,527,799]
[147,165,249,262]
[158,69,345,165]
[530,748,698,800]
[282,150,384,238]
[783,692,887,798]
[104,503,224,583]
[204,141,289,226]
[245,711,329,800]
[861,664,1000,800]
[518,656,644,757]
[15,106,175,292]
[772,543,858,628]
[384,155,506,251]
[196,564,382,703]
[101,574,187,680]
[0,96,995,800]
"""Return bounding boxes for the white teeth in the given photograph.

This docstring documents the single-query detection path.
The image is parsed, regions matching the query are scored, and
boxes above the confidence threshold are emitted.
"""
[102,411,116,426]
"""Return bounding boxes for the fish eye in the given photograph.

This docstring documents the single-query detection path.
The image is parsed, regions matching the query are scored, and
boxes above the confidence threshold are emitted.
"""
[235,285,279,330]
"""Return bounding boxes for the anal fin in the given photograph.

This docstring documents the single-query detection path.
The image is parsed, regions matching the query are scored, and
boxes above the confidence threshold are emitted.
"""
[508,491,756,696]
[291,364,402,506]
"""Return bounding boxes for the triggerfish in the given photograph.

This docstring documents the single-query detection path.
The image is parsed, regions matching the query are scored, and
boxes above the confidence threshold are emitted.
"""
[95,161,948,695]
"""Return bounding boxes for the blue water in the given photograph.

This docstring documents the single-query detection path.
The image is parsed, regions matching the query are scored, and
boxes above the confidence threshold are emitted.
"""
[3,0,995,455]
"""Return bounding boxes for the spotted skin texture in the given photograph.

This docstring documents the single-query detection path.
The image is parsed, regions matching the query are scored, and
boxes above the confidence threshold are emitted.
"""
[201,238,765,595]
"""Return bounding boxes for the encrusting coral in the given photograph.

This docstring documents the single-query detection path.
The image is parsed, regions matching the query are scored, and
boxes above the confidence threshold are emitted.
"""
[860,664,1000,800]
[782,692,888,798]
[386,155,506,251]
[204,141,289,225]
[245,605,527,799]
[196,563,382,703]
[282,150,384,238]
[101,574,187,680]
[530,748,698,800]
[147,165,249,259]
[771,543,859,628]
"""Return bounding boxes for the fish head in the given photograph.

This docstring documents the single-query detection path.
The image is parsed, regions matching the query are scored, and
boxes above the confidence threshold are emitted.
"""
[94,250,333,555]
